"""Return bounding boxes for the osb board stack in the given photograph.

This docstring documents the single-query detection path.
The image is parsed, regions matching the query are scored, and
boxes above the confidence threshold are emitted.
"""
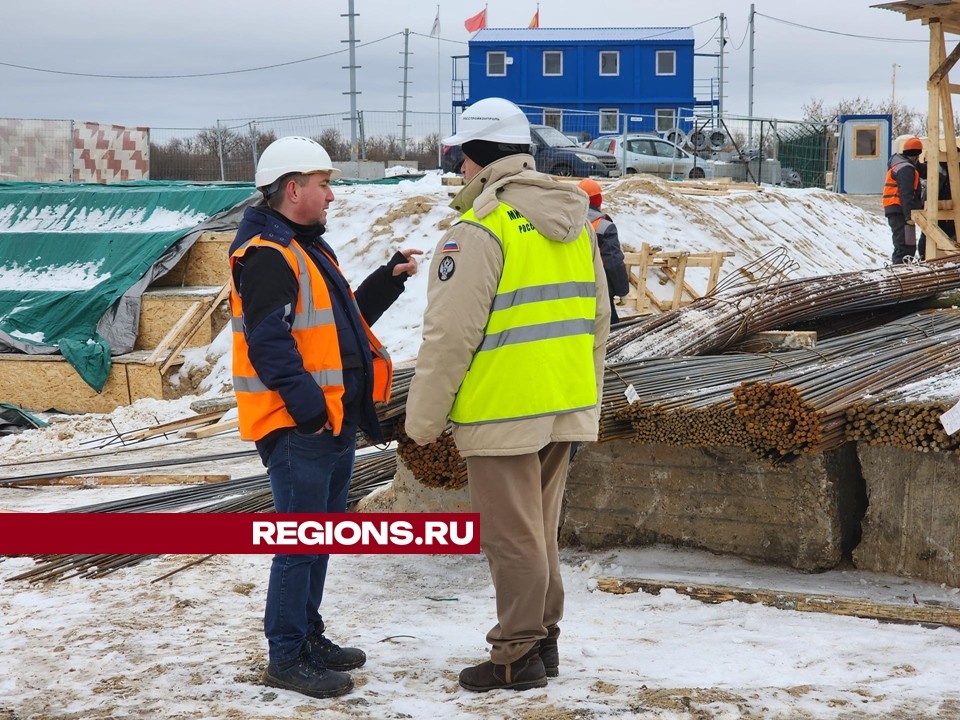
[0,231,234,414]
[0,352,169,414]
[136,286,230,350]
[150,232,231,287]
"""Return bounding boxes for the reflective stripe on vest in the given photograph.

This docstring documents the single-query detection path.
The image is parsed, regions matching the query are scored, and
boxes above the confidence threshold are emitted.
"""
[448,202,598,425]
[229,237,392,441]
[882,157,919,209]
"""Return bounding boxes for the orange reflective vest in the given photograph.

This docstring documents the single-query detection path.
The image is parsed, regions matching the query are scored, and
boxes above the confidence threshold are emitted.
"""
[229,237,392,442]
[882,156,919,210]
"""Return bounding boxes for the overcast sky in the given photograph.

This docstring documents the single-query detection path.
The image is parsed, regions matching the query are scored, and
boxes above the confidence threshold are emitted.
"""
[1,1,937,135]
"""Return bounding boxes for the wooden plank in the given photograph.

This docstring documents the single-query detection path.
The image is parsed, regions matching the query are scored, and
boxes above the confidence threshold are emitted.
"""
[183,417,239,439]
[595,577,960,629]
[914,211,960,259]
[670,254,688,309]
[118,409,227,442]
[145,301,203,365]
[635,242,652,314]
[674,187,729,197]
[159,284,230,374]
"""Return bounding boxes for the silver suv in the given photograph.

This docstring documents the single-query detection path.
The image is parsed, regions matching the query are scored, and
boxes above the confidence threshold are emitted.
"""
[587,134,712,180]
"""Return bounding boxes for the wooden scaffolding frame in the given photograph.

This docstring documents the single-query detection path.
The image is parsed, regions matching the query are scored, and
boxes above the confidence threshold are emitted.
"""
[624,243,733,315]
[879,1,960,258]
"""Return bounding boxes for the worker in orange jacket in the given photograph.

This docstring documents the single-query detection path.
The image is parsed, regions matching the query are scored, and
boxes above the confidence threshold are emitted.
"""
[578,179,630,324]
[882,137,923,264]
[230,136,421,700]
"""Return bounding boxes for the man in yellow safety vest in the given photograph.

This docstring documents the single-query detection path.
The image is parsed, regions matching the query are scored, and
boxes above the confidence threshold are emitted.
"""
[405,97,610,692]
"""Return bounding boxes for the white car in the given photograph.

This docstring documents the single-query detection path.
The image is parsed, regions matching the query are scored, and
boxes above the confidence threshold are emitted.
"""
[587,134,713,180]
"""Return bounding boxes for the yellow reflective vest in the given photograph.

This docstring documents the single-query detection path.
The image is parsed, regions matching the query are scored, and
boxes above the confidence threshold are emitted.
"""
[449,202,598,425]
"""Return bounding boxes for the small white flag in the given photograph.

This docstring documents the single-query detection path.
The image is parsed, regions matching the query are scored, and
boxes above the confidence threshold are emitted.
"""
[430,10,441,37]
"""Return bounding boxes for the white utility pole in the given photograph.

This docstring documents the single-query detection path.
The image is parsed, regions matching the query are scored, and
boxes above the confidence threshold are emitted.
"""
[400,29,412,160]
[748,4,756,146]
[718,13,726,120]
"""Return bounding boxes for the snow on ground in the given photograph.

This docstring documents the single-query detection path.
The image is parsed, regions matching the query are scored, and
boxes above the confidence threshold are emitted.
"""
[6,174,960,720]
[2,516,960,720]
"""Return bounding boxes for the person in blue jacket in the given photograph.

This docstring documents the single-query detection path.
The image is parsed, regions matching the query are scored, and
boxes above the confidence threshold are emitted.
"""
[230,136,421,700]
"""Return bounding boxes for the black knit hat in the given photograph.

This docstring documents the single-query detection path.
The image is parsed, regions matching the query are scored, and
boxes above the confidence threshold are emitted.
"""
[462,139,530,167]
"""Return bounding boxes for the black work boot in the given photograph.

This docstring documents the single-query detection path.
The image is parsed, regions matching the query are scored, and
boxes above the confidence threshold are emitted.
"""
[262,645,353,699]
[538,625,560,678]
[307,619,367,671]
[458,644,548,692]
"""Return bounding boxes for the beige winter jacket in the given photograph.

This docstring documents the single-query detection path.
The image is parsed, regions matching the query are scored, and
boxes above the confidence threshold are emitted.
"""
[404,154,610,457]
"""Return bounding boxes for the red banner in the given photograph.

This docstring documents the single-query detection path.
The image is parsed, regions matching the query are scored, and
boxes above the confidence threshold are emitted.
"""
[464,8,487,32]
[0,513,480,555]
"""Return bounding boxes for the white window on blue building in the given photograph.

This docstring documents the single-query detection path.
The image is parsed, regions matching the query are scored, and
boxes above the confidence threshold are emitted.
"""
[600,51,619,76]
[487,52,506,76]
[543,51,563,77]
[656,50,676,76]
[655,109,676,132]
[600,109,619,133]
[543,109,563,130]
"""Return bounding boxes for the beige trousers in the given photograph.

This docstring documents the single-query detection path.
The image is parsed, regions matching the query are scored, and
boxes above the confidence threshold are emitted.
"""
[465,441,570,665]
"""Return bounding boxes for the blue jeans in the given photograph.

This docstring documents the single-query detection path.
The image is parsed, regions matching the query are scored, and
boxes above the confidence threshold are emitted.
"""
[263,427,356,664]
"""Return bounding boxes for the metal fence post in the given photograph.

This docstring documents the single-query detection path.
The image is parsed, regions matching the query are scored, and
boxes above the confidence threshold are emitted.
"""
[217,120,225,182]
[358,110,366,161]
[249,122,258,180]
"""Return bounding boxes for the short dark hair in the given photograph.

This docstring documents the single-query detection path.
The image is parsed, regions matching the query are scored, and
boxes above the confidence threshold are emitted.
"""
[264,172,308,208]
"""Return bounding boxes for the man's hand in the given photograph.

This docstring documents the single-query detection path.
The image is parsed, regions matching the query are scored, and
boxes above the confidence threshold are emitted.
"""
[392,248,424,277]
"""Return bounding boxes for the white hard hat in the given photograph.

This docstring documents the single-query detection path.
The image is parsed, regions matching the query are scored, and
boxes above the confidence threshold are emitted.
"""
[442,97,531,146]
[255,136,341,189]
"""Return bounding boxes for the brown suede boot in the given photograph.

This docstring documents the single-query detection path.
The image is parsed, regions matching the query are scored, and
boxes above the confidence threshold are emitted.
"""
[538,625,560,677]
[458,644,548,692]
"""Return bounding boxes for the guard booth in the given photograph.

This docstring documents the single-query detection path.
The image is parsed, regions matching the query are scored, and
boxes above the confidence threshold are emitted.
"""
[833,114,891,194]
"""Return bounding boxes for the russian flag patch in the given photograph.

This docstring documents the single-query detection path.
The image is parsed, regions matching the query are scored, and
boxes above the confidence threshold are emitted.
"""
[442,240,460,253]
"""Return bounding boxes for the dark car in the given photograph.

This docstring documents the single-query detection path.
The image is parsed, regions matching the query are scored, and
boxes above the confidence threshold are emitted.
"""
[529,125,620,178]
[441,126,619,178]
[441,144,465,174]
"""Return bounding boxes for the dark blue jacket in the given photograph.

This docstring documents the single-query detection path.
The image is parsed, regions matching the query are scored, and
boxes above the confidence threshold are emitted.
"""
[231,206,407,455]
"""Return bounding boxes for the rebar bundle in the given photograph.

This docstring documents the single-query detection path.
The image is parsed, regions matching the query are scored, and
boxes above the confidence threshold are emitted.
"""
[396,426,467,490]
[846,369,960,454]
[6,449,398,583]
[608,310,960,461]
[732,335,960,460]
[606,255,960,363]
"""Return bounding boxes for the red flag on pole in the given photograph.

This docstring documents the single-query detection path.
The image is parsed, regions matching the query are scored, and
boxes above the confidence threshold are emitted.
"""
[528,9,539,28]
[464,7,487,32]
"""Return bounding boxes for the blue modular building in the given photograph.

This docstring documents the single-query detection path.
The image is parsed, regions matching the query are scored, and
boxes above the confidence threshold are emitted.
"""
[455,27,710,140]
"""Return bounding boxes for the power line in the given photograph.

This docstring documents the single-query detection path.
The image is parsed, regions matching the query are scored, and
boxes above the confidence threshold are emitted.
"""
[0,32,403,79]
[696,27,719,51]
[728,14,752,51]
[757,12,927,43]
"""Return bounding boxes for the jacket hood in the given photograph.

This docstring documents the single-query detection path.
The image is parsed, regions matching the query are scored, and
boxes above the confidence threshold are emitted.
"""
[449,154,589,242]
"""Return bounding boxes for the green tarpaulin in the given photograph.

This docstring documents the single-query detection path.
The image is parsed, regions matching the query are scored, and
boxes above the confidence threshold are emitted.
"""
[0,181,257,391]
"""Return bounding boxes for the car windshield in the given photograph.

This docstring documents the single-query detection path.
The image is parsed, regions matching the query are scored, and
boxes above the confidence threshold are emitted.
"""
[535,126,579,148]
